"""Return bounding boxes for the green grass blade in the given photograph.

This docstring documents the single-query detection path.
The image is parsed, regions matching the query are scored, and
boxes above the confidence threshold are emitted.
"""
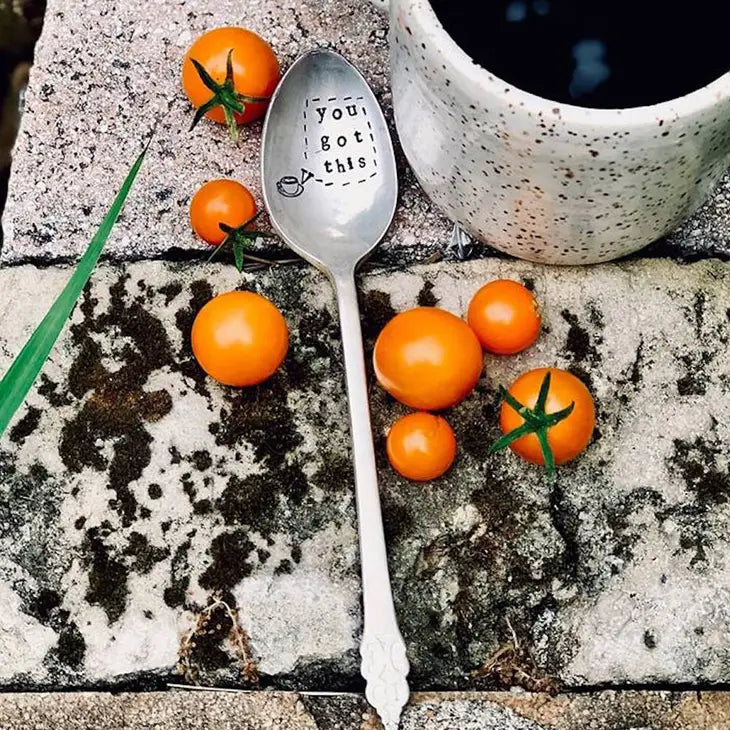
[0,144,148,438]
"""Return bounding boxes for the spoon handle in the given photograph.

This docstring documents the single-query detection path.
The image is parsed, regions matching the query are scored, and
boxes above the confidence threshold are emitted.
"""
[333,271,410,730]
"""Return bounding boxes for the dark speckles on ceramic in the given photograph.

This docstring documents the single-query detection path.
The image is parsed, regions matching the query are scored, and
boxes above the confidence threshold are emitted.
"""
[390,0,730,264]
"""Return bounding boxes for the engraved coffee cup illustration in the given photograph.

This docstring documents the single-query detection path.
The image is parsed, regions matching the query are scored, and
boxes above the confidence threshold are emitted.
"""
[277,168,315,198]
[277,175,301,197]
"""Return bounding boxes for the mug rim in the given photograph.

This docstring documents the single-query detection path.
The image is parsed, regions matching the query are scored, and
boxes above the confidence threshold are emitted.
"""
[409,0,730,126]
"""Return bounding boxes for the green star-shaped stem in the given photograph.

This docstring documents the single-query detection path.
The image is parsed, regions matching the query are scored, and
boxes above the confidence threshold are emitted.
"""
[207,210,277,271]
[489,371,575,477]
[189,49,270,141]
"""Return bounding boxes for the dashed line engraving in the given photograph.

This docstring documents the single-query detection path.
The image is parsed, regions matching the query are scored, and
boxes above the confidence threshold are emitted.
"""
[303,107,309,159]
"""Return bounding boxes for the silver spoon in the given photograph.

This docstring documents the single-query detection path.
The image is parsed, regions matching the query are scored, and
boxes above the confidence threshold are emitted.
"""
[261,49,409,729]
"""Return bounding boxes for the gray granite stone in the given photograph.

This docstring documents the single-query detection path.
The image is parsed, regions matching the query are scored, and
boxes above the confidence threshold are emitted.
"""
[0,256,729,690]
[0,690,729,730]
[2,0,728,266]
[0,0,450,266]
[665,174,730,259]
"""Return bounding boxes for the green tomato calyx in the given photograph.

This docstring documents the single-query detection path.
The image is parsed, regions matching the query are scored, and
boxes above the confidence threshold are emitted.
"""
[489,370,575,476]
[189,49,270,141]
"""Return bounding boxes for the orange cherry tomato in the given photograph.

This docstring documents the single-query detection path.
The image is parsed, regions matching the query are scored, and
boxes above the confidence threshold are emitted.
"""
[190,180,256,246]
[191,291,288,386]
[386,412,457,481]
[373,307,483,410]
[468,279,541,355]
[182,27,280,126]
[499,367,595,467]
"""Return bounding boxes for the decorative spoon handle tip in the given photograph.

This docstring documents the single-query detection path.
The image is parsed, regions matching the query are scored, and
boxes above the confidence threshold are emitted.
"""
[361,631,410,730]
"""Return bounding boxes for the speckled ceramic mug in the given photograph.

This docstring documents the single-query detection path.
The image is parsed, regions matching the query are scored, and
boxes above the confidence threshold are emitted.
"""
[387,0,730,264]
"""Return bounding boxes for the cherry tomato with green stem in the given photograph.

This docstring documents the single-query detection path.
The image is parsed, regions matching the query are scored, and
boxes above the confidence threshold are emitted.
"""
[491,367,595,475]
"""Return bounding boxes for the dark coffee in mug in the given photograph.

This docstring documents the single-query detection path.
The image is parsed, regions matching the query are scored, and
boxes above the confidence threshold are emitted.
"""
[429,0,728,108]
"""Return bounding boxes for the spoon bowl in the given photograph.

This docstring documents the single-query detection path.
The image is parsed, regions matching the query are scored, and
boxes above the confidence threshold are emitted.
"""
[262,49,398,274]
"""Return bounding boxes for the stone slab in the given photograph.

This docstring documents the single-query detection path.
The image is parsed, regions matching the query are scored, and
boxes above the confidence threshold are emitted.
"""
[0,256,729,690]
[1,690,730,730]
[0,0,451,266]
[1,0,728,265]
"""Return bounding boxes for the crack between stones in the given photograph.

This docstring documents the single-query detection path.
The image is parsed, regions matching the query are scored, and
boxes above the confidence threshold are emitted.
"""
[2,241,726,272]
[0,679,726,695]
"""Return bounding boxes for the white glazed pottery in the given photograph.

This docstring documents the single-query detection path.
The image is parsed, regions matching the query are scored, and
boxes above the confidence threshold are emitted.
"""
[388,0,730,264]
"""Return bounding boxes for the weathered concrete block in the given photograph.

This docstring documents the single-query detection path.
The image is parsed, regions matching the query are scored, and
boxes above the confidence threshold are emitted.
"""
[0,261,361,688]
[0,257,729,690]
